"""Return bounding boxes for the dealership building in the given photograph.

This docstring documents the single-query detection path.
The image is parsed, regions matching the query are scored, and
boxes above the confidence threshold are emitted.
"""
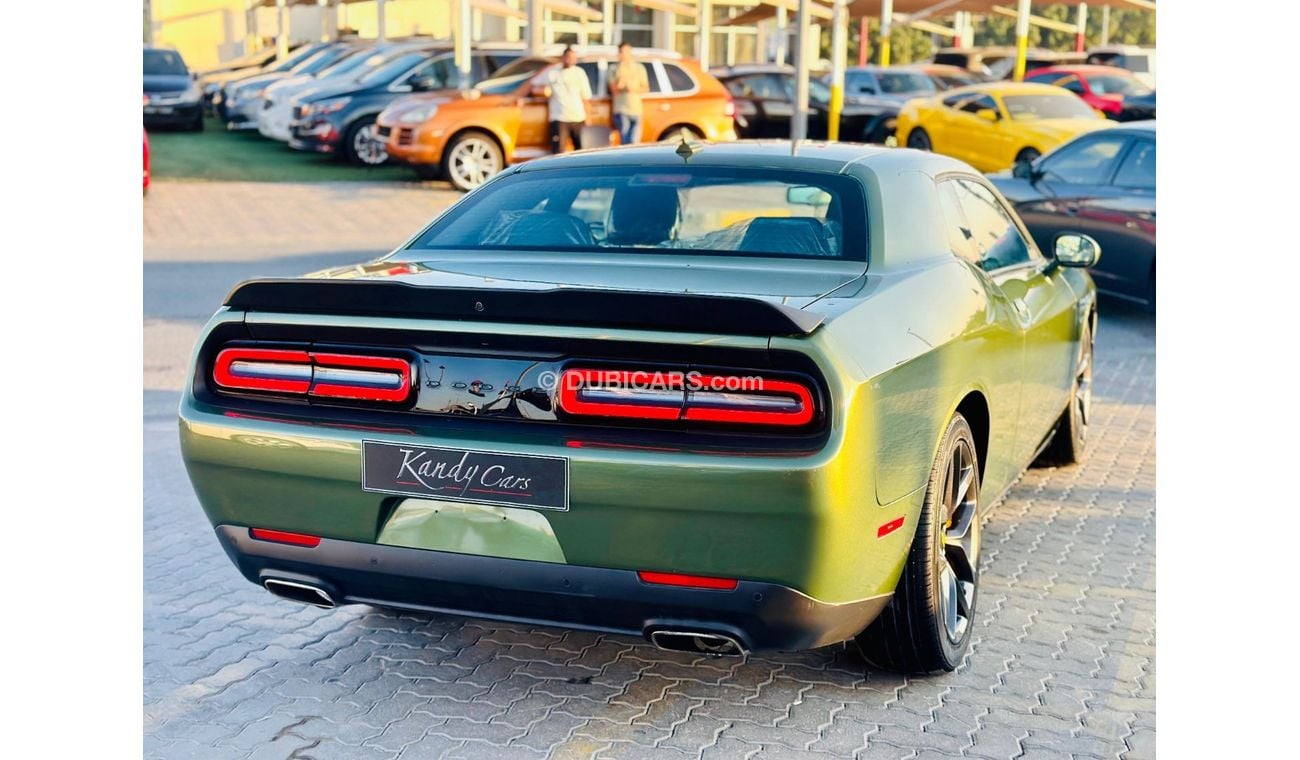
[145,0,817,71]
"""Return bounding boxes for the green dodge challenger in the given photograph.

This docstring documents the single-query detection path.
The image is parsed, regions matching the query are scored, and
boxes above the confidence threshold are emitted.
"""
[180,141,1099,673]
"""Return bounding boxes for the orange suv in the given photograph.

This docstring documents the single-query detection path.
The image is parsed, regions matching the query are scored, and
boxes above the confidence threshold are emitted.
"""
[377,47,737,191]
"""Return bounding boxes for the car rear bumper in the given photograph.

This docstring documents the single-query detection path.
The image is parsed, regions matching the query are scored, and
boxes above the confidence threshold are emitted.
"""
[216,524,890,652]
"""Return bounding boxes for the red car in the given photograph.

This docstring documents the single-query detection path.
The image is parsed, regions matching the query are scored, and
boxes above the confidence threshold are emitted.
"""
[1024,64,1152,120]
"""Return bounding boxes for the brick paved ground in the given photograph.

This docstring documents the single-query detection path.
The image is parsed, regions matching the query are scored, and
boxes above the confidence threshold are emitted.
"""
[144,181,1156,759]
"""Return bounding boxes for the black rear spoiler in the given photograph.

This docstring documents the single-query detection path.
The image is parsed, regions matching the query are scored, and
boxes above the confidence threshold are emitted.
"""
[223,279,824,337]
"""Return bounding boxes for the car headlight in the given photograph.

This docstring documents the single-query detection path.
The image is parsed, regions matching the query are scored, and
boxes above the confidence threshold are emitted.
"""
[398,104,438,124]
[301,97,351,117]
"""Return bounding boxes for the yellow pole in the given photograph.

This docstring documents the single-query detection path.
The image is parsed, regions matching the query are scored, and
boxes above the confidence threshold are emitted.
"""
[828,0,847,141]
[879,0,893,67]
[1013,0,1031,81]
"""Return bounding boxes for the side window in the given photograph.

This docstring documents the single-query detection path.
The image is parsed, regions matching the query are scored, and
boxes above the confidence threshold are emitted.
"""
[952,179,1034,271]
[1112,139,1156,190]
[641,62,662,93]
[1038,136,1129,185]
[942,92,971,109]
[959,95,997,114]
[663,63,696,92]
[1058,76,1086,94]
[846,72,877,94]
[577,62,600,93]
[937,180,980,265]
[1024,72,1058,85]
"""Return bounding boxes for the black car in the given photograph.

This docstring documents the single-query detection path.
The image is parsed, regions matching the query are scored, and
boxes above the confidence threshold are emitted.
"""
[288,44,521,165]
[714,65,887,143]
[988,121,1156,307]
[1117,89,1156,122]
[143,47,204,131]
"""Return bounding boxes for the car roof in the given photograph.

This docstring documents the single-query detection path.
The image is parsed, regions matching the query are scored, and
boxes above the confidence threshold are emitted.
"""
[1109,120,1156,134]
[712,63,795,77]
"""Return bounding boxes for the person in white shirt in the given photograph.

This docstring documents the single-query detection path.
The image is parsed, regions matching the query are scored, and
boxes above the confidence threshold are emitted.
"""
[546,47,593,153]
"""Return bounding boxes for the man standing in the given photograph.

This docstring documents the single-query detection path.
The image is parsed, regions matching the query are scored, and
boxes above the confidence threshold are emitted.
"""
[547,46,593,154]
[608,42,649,146]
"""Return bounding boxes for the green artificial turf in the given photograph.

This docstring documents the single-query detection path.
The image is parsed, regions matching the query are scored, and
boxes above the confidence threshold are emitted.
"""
[148,116,416,183]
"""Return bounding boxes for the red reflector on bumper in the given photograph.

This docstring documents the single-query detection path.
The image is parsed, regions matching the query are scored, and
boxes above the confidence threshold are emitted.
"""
[877,516,906,539]
[250,528,322,547]
[637,571,738,590]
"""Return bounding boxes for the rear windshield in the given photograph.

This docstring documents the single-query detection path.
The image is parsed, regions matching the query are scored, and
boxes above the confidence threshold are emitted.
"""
[409,167,867,261]
[144,49,187,76]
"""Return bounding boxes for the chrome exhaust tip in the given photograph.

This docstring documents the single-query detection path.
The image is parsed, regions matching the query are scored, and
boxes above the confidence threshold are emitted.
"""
[648,629,746,657]
[263,578,336,609]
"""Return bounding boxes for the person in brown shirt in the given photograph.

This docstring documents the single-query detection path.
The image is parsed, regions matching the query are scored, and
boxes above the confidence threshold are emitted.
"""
[607,42,649,146]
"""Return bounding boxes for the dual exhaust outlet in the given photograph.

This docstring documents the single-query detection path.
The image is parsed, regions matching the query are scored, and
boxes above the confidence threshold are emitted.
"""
[262,578,746,657]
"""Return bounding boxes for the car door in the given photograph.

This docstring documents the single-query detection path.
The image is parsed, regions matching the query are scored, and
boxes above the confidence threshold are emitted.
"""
[514,66,557,159]
[724,74,776,137]
[1017,134,1132,294]
[935,178,1027,499]
[952,177,1081,461]
[944,93,1001,168]
[1097,137,1156,301]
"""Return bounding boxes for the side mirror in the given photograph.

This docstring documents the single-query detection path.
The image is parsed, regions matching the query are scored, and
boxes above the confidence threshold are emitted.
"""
[975,108,999,122]
[409,76,438,92]
[1054,233,1101,268]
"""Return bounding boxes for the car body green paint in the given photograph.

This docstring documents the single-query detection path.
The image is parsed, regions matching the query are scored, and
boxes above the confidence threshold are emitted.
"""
[179,141,1094,620]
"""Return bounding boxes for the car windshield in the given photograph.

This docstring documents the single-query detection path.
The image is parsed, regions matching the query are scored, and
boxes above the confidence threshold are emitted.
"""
[316,48,372,79]
[878,72,936,94]
[357,52,427,85]
[1003,94,1097,120]
[144,49,187,76]
[409,167,867,261]
[475,58,553,94]
[270,45,322,73]
[1087,74,1149,96]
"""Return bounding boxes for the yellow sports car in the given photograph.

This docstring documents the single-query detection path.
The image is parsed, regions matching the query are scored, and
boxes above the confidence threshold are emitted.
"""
[895,82,1115,172]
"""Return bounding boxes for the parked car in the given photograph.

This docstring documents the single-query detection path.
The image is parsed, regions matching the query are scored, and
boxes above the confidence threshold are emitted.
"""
[180,140,1099,674]
[143,46,204,131]
[1024,65,1154,121]
[288,43,523,166]
[989,121,1155,307]
[933,47,1086,80]
[717,64,887,142]
[258,42,425,142]
[215,41,332,120]
[198,43,307,114]
[896,82,1115,172]
[917,63,982,90]
[380,49,736,191]
[1086,46,1156,88]
[195,46,284,112]
[222,42,363,130]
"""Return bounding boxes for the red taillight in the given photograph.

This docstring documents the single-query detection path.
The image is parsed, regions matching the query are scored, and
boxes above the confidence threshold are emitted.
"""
[214,348,312,394]
[557,368,815,427]
[213,347,412,403]
[638,571,738,590]
[250,528,321,547]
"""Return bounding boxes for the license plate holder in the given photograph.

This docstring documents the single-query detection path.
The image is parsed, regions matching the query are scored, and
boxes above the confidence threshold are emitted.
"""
[362,440,569,511]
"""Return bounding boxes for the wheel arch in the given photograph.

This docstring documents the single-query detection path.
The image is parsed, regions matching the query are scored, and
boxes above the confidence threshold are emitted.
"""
[953,390,990,483]
[657,122,703,141]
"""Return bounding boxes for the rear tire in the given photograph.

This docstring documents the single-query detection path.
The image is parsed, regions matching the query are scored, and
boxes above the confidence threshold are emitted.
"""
[906,128,932,151]
[855,413,981,673]
[1034,320,1093,466]
[659,125,702,142]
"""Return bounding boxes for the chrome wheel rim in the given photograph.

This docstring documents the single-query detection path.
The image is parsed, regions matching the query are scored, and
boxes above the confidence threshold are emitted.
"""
[354,124,387,165]
[1075,329,1093,441]
[938,438,979,645]
[449,138,500,189]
